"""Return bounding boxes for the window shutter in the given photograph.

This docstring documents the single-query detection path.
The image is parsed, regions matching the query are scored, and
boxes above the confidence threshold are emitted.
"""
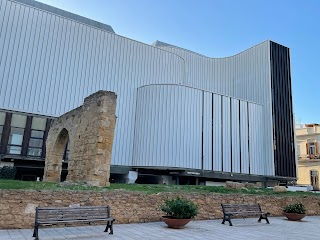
[316,142,319,155]
[306,143,310,155]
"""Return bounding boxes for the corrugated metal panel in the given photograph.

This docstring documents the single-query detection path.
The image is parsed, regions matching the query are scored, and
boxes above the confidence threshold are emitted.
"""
[248,103,257,174]
[133,85,264,171]
[0,0,277,176]
[133,85,202,169]
[248,103,264,175]
[256,105,264,175]
[231,99,240,173]
[222,96,231,172]
[240,101,249,174]
[213,94,222,171]
[0,0,185,167]
[203,92,212,170]
[13,0,115,33]
[156,42,274,176]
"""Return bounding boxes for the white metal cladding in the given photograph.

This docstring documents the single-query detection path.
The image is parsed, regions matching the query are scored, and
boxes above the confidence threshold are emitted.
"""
[222,96,231,172]
[0,0,184,166]
[212,94,222,171]
[203,92,212,170]
[231,99,240,173]
[133,84,264,174]
[155,42,274,175]
[133,85,202,169]
[0,0,276,176]
[248,103,264,175]
[240,102,249,174]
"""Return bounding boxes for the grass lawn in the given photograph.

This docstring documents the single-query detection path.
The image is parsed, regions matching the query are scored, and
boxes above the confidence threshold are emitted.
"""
[0,179,319,196]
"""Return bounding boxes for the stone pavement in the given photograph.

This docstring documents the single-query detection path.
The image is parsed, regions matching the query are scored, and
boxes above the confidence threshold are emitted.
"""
[1,216,319,240]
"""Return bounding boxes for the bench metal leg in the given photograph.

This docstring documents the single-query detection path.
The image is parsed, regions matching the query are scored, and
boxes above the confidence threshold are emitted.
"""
[33,225,39,240]
[257,213,270,224]
[104,220,114,234]
[110,220,114,234]
[222,214,233,226]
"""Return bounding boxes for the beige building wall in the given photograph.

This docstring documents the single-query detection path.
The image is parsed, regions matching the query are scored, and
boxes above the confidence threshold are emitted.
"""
[296,124,320,190]
[297,161,320,189]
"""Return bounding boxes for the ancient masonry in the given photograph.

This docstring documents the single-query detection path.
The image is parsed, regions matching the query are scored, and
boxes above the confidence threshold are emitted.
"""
[43,91,117,187]
[1,190,320,229]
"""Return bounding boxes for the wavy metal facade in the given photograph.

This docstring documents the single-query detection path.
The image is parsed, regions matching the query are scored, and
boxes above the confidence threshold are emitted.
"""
[133,85,265,175]
[0,0,296,179]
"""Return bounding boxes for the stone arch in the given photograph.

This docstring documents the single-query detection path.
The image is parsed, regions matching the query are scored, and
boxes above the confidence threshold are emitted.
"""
[43,128,69,182]
[43,91,117,187]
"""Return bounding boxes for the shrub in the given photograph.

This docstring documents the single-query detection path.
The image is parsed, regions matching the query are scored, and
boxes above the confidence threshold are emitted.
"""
[160,196,198,219]
[0,166,17,179]
[283,203,306,214]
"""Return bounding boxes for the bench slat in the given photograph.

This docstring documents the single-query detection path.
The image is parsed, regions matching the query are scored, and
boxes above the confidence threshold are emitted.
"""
[38,218,114,224]
[37,206,108,210]
[38,212,108,217]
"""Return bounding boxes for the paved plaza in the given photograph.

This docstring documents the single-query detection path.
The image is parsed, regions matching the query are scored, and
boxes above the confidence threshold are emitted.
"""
[1,216,319,240]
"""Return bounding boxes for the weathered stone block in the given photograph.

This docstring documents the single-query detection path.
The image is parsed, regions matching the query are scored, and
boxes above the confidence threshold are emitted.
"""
[43,91,117,187]
[273,186,287,192]
[225,181,245,189]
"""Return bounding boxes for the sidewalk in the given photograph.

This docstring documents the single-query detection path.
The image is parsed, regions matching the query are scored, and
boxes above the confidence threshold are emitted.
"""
[1,216,319,240]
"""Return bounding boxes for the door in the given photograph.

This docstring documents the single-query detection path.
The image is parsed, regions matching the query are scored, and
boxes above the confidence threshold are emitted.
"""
[310,170,319,191]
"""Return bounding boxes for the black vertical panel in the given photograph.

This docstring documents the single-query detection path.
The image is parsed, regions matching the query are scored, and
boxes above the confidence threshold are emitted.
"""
[211,93,214,171]
[221,96,223,171]
[0,113,12,154]
[21,116,33,156]
[239,101,242,173]
[270,42,296,177]
[230,99,232,172]
[201,92,204,170]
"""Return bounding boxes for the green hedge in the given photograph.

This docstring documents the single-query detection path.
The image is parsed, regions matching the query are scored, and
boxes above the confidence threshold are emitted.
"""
[0,166,17,179]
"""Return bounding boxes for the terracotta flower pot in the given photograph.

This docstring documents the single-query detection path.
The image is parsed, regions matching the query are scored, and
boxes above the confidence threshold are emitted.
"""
[162,216,191,229]
[283,212,306,221]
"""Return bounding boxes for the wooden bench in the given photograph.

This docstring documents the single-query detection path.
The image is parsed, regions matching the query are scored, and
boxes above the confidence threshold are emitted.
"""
[33,206,115,240]
[221,204,270,226]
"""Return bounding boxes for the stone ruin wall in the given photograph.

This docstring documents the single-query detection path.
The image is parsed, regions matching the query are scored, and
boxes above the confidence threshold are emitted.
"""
[0,190,320,229]
[43,91,117,187]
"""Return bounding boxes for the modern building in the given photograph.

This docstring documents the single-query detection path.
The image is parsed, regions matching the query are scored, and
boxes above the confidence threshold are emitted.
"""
[296,124,320,190]
[0,0,296,185]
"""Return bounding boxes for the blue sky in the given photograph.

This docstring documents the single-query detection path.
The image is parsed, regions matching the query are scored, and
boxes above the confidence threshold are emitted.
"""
[38,0,320,124]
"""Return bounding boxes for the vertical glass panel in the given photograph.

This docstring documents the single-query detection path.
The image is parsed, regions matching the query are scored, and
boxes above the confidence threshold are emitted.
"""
[0,112,6,125]
[31,130,44,138]
[8,127,24,145]
[27,148,42,156]
[29,139,43,148]
[7,146,22,154]
[31,117,46,130]
[11,114,27,128]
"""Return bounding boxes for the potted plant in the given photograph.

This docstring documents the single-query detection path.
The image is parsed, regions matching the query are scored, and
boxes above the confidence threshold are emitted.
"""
[160,196,198,229]
[283,203,306,221]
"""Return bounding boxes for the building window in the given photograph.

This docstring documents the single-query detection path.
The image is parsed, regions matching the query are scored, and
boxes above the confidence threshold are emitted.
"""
[306,142,318,158]
[27,117,46,157]
[310,170,319,190]
[7,114,26,154]
[310,143,315,155]
[0,112,5,148]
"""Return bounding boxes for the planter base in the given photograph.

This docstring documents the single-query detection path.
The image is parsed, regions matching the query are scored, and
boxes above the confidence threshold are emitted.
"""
[283,212,306,221]
[162,217,191,229]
